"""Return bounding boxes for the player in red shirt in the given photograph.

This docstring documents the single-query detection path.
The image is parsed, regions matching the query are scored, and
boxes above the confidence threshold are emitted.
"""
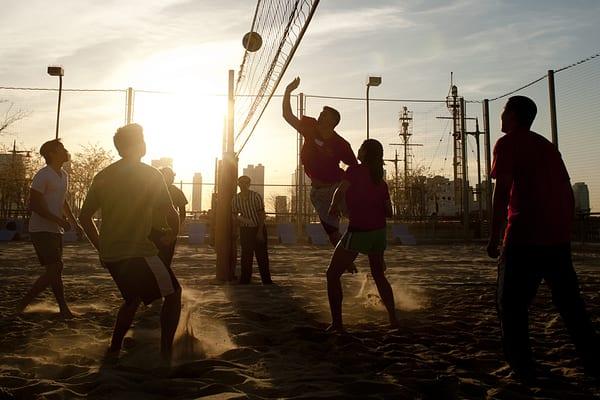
[283,78,358,254]
[325,139,398,332]
[488,96,598,380]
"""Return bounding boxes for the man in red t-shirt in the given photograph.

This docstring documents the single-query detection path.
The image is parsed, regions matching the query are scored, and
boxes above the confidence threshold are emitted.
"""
[488,96,598,379]
[283,77,358,248]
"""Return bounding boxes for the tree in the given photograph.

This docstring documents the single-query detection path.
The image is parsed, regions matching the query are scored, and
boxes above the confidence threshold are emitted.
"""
[0,100,30,135]
[388,163,435,220]
[0,143,42,219]
[67,144,114,213]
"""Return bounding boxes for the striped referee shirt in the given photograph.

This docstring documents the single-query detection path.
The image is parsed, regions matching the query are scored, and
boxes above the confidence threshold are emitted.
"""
[232,190,264,227]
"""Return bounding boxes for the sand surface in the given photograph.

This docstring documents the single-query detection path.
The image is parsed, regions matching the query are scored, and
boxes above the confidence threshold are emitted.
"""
[0,242,599,399]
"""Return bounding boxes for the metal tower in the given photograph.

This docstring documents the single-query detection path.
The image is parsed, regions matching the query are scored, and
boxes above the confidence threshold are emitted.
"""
[390,106,422,217]
[445,85,467,214]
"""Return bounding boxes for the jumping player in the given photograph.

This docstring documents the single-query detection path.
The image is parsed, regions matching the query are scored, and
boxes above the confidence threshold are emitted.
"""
[283,77,358,259]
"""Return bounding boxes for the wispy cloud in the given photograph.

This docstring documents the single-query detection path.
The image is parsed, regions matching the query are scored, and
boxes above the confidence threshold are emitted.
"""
[311,6,413,36]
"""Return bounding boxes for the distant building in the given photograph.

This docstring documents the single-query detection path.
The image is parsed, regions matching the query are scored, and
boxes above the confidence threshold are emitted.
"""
[151,157,173,169]
[472,181,493,213]
[243,163,265,200]
[573,182,590,214]
[426,176,459,217]
[192,172,203,212]
[275,196,288,222]
[290,167,314,221]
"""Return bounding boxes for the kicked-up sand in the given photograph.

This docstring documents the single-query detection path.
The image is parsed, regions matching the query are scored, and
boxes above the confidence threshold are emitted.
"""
[0,241,599,399]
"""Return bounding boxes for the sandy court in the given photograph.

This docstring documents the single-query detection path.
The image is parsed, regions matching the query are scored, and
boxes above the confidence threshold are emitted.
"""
[0,241,599,399]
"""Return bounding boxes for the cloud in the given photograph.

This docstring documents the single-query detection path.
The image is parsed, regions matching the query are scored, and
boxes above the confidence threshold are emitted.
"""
[303,6,414,49]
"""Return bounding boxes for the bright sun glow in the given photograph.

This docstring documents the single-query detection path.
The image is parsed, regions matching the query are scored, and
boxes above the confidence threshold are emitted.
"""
[135,92,225,181]
[122,44,238,186]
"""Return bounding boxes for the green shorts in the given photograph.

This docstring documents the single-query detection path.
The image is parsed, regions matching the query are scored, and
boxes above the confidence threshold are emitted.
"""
[340,228,387,254]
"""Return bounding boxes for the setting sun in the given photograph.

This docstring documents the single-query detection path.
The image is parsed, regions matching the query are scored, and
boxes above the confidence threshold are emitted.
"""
[134,91,226,180]
[118,44,238,183]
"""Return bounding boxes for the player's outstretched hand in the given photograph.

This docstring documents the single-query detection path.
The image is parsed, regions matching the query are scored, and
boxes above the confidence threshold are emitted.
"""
[286,77,300,92]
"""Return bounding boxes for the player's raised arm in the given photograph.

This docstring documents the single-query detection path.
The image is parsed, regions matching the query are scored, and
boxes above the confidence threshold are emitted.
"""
[283,77,301,130]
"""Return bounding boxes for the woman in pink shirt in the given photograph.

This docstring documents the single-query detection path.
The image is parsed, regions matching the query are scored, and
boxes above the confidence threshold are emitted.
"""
[326,139,398,332]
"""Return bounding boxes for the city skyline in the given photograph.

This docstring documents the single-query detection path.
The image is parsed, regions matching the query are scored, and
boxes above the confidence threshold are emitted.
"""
[1,1,599,211]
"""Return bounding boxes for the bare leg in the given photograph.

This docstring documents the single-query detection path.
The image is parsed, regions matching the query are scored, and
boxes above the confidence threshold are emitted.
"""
[16,262,61,314]
[326,243,358,332]
[368,253,398,328]
[327,230,341,246]
[110,299,141,352]
[48,263,73,318]
[328,231,357,274]
[160,288,182,358]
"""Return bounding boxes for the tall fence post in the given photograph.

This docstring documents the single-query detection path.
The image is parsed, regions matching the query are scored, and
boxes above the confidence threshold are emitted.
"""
[126,87,134,124]
[482,99,492,228]
[297,93,305,235]
[460,97,469,237]
[548,69,559,148]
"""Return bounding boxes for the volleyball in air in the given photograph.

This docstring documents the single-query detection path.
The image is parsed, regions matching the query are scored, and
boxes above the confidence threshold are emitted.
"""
[242,31,263,52]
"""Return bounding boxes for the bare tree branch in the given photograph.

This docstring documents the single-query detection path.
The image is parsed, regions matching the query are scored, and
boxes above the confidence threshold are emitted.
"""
[0,99,31,134]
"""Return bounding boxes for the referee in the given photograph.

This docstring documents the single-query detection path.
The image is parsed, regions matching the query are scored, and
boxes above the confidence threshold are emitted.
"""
[232,175,273,284]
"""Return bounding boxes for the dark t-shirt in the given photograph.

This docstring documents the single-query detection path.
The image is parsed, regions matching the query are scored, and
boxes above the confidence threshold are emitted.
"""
[80,160,172,261]
[491,131,573,245]
[345,164,390,231]
[168,185,188,209]
[298,116,357,183]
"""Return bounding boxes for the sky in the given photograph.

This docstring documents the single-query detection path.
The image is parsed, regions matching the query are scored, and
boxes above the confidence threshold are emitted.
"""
[1,0,599,210]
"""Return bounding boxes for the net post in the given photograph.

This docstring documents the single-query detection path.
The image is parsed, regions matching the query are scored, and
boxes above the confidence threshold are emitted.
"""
[216,70,238,282]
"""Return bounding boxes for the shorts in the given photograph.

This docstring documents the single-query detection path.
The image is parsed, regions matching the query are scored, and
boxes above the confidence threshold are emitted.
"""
[310,184,342,234]
[30,231,63,265]
[149,228,176,267]
[340,228,387,254]
[105,256,181,305]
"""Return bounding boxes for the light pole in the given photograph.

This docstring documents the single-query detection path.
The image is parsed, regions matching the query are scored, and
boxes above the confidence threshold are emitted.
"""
[366,76,381,139]
[47,66,64,139]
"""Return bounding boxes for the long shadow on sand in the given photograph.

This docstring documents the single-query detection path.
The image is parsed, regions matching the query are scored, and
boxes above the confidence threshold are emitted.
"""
[1,243,599,399]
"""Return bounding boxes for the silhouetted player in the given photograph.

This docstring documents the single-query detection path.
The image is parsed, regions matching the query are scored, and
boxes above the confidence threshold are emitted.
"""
[232,176,272,284]
[16,139,81,318]
[326,139,398,332]
[487,96,599,379]
[160,167,187,224]
[79,124,182,360]
[283,77,358,253]
[149,167,188,267]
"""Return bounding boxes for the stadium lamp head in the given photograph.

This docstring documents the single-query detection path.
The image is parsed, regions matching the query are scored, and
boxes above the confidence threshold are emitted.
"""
[47,66,64,77]
[367,76,381,87]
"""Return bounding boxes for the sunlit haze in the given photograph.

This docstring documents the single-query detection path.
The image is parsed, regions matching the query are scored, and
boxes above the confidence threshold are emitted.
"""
[1,0,600,209]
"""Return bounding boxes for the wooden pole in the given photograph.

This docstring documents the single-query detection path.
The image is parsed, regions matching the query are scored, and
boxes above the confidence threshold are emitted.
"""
[215,70,238,281]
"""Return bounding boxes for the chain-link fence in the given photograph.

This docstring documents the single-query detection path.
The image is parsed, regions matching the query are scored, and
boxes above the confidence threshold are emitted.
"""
[2,52,599,241]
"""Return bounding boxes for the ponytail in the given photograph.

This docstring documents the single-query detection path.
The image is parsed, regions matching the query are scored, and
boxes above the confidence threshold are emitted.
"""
[359,139,384,184]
